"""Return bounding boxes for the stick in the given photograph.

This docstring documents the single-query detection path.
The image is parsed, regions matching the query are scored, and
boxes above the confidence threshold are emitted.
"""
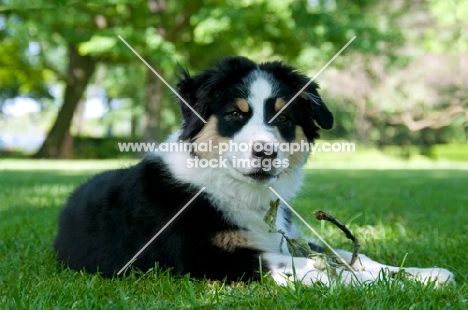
[313,211,360,267]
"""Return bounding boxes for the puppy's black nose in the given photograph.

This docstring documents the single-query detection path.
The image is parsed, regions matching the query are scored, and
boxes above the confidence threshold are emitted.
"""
[252,141,277,160]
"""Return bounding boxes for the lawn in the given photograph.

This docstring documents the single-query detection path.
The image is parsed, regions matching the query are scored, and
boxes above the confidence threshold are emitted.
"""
[1,158,467,309]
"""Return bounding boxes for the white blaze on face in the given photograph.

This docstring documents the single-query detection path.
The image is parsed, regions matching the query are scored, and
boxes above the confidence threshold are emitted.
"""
[248,73,272,129]
[227,71,286,176]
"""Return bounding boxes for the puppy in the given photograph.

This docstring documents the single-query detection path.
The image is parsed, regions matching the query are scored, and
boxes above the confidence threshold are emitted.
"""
[54,57,454,285]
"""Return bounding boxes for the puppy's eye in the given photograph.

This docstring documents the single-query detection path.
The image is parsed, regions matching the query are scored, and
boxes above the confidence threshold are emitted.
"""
[229,111,243,119]
[277,114,289,123]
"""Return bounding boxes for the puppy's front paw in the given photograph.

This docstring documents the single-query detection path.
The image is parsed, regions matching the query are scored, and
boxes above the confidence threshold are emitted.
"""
[403,267,455,286]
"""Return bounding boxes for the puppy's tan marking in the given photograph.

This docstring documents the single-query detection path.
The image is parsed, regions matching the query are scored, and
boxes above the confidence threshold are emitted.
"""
[287,126,310,168]
[212,230,249,252]
[193,116,229,159]
[274,98,287,113]
[235,98,250,113]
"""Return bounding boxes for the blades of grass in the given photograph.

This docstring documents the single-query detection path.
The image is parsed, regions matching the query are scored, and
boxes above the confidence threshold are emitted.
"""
[118,287,130,310]
[184,280,198,306]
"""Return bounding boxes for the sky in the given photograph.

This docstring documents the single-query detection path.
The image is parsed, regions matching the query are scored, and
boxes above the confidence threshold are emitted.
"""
[1,97,107,119]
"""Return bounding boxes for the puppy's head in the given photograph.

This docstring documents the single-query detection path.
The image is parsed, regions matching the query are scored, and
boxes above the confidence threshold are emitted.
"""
[176,57,333,184]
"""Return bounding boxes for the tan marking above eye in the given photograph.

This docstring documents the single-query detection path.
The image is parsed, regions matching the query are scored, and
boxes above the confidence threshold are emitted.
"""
[235,98,250,113]
[274,98,287,113]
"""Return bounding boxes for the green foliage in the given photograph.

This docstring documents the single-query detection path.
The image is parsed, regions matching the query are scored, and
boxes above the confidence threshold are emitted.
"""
[1,160,467,308]
[426,0,468,53]
[0,17,52,101]
[1,0,466,152]
[79,36,119,55]
[430,144,468,161]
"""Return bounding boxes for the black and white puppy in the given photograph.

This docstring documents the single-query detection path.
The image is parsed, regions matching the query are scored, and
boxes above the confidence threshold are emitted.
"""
[54,57,453,285]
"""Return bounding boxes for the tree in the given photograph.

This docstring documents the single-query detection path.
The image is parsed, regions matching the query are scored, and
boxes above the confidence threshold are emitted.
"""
[4,0,406,157]
[3,0,157,157]
[34,45,97,158]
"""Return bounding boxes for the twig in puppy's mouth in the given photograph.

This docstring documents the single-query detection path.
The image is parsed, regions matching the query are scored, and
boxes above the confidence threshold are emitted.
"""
[313,210,360,267]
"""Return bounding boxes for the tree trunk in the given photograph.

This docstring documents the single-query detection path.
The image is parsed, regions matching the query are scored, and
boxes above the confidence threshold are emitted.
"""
[130,108,138,138]
[33,44,96,158]
[73,99,85,136]
[143,60,162,142]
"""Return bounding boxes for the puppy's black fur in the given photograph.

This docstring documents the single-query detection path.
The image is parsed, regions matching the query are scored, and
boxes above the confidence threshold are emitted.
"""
[54,158,264,279]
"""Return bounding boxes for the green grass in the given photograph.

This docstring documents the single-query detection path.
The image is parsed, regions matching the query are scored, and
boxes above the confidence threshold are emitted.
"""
[1,158,467,309]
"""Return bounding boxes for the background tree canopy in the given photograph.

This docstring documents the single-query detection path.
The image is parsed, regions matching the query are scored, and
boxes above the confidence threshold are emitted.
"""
[0,0,466,158]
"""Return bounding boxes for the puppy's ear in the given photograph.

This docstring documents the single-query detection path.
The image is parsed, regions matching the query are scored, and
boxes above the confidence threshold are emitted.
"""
[301,83,334,130]
[176,67,213,140]
[176,57,258,140]
[298,83,334,142]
